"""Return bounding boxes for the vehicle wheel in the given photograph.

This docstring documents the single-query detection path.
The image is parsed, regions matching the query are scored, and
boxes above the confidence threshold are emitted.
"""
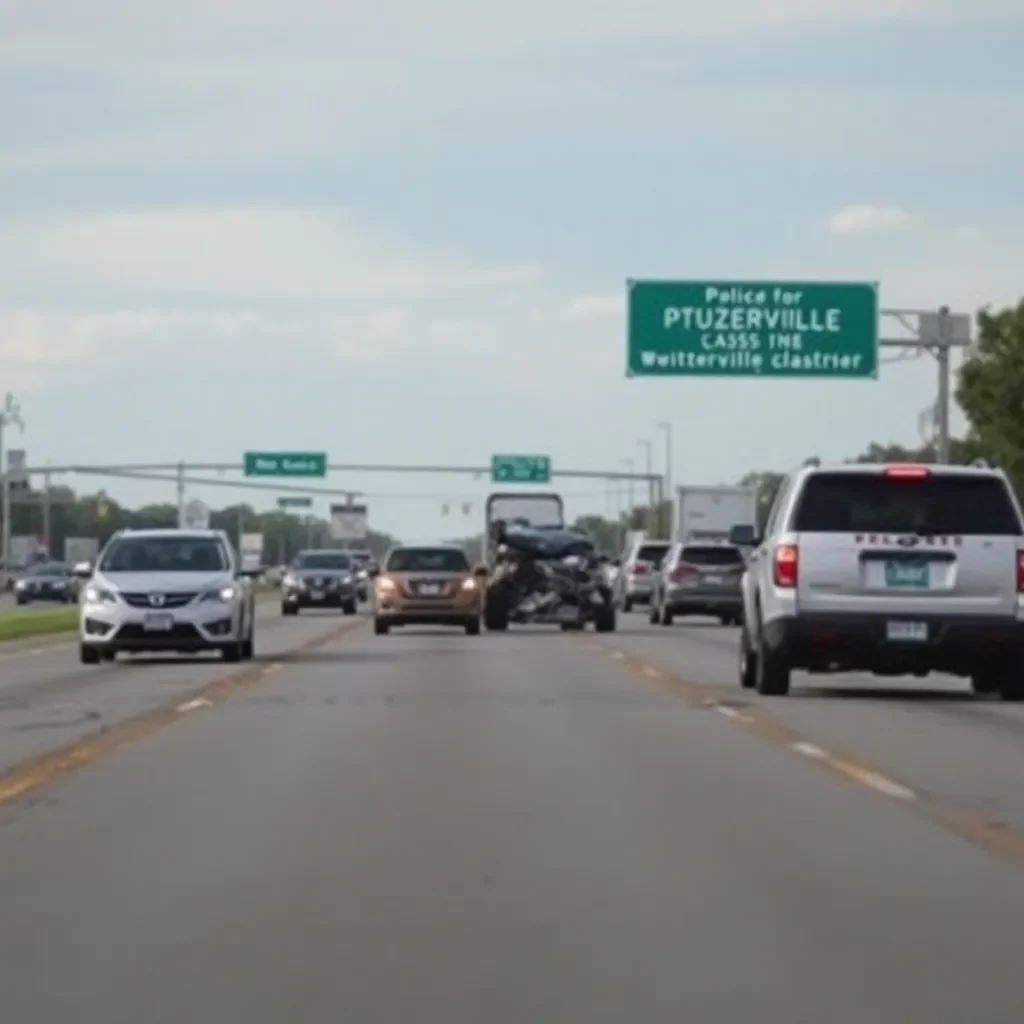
[648,601,659,624]
[661,606,674,626]
[282,604,298,616]
[79,644,101,665]
[100,649,116,662]
[996,667,1024,702]
[755,619,790,696]
[719,615,732,626]
[16,597,28,606]
[623,597,633,613]
[738,627,757,689]
[221,642,243,663]
[970,671,1000,696]
[241,633,254,660]
[484,587,509,631]
[594,604,616,633]
[374,618,389,635]
[343,600,357,615]
[465,617,481,636]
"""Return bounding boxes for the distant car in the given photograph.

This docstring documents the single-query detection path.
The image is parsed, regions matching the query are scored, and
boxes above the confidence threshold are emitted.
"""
[75,528,257,664]
[614,539,673,611]
[14,561,78,604]
[371,545,485,635]
[281,549,359,615]
[347,549,375,601]
[648,542,745,626]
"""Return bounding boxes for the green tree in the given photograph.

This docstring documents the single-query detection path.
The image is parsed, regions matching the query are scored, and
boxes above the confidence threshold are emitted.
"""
[739,471,784,531]
[956,300,1024,492]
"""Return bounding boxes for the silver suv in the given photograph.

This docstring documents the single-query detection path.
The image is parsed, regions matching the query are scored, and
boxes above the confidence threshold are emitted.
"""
[734,460,1024,701]
[75,528,257,665]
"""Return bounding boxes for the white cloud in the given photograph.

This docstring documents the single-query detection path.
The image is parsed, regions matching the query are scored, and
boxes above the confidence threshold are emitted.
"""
[561,295,625,321]
[827,205,913,236]
[0,207,541,304]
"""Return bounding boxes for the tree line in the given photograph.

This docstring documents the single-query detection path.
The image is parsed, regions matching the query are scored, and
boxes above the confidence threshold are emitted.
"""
[1,484,399,564]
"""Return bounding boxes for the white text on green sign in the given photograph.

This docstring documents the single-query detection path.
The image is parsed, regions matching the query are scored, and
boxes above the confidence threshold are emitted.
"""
[244,451,327,477]
[491,455,552,484]
[626,280,879,379]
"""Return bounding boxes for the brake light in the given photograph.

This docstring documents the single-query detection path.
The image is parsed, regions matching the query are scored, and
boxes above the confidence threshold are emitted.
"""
[628,562,647,575]
[1017,552,1024,592]
[670,564,697,581]
[773,544,798,587]
[883,464,930,479]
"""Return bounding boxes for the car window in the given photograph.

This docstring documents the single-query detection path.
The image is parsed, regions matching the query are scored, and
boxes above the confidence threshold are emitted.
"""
[293,552,353,570]
[636,543,671,564]
[791,472,1023,536]
[99,536,230,572]
[386,548,470,573]
[680,545,744,565]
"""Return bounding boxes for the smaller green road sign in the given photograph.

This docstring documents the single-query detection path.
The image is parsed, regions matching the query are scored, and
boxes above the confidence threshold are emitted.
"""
[277,496,313,509]
[626,280,879,379]
[244,451,327,477]
[491,454,552,484]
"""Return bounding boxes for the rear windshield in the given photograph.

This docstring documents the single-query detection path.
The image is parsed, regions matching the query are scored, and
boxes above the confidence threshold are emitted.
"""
[386,548,470,573]
[636,543,671,564]
[680,546,744,565]
[792,472,1024,536]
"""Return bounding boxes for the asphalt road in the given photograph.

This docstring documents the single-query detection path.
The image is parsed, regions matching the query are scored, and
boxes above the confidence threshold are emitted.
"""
[2,610,1023,1022]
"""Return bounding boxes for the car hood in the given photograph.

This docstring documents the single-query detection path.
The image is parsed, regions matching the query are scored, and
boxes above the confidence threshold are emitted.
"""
[95,572,235,593]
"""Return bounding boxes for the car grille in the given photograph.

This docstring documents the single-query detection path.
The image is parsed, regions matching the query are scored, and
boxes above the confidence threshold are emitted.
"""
[402,579,453,598]
[115,623,202,641]
[121,592,198,609]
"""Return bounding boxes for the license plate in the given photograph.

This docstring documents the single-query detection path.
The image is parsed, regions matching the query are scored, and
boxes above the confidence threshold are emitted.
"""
[886,620,928,642]
[418,584,442,596]
[703,574,722,585]
[143,613,174,632]
[309,590,324,600]
[884,561,929,588]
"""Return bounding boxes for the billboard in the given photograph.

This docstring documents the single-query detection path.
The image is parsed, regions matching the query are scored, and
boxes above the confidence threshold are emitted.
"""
[329,503,368,541]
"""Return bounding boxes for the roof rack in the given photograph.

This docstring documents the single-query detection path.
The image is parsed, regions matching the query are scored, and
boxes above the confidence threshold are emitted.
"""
[969,457,992,468]
[802,456,821,468]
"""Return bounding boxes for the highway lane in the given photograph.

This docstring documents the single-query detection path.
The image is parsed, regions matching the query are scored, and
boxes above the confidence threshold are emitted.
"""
[0,603,360,777]
[608,609,1024,837]
[2,624,1024,1023]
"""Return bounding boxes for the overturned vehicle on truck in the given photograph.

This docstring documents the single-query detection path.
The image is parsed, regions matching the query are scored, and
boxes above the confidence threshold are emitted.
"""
[482,492,617,633]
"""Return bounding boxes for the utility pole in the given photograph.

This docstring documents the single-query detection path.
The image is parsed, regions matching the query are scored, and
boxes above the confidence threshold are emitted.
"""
[176,460,186,527]
[637,439,654,534]
[621,458,635,527]
[880,306,970,463]
[0,393,25,588]
[657,421,673,539]
[42,467,52,556]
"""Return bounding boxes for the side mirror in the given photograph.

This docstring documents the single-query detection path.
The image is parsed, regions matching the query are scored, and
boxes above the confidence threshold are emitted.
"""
[728,524,759,547]
[72,561,93,579]
[473,564,489,577]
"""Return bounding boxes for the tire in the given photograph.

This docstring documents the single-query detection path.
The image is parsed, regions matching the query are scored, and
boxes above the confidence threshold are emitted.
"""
[484,586,509,631]
[221,642,243,663]
[661,606,674,626]
[241,633,254,660]
[623,597,633,613]
[16,597,28,606]
[79,644,101,665]
[970,672,1000,696]
[755,618,790,696]
[100,649,116,662]
[465,617,481,636]
[374,618,389,635]
[594,604,616,633]
[738,627,757,689]
[343,600,357,616]
[282,604,298,616]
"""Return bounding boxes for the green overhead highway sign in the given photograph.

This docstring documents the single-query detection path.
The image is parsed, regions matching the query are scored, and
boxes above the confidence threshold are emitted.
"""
[491,454,552,484]
[626,279,879,379]
[277,496,313,509]
[243,451,327,477]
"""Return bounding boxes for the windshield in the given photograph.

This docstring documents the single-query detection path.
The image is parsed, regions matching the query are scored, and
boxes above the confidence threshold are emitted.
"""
[293,552,352,570]
[680,546,744,565]
[386,548,470,573]
[636,543,671,564]
[99,536,230,573]
[792,472,1024,535]
[28,562,69,577]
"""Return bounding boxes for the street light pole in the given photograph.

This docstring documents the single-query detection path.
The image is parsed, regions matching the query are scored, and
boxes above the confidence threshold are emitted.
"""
[0,393,25,588]
[657,421,673,539]
[637,439,654,534]
[621,458,635,526]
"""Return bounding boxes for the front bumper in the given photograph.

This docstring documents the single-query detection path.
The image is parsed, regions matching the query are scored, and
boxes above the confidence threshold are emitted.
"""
[764,612,1024,676]
[282,585,357,607]
[80,599,243,651]
[375,590,481,625]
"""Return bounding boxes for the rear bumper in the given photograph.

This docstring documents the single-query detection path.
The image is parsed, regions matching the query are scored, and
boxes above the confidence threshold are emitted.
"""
[666,590,741,614]
[765,612,1024,676]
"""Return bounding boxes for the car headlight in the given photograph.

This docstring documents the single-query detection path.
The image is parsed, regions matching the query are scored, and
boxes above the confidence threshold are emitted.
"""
[14,579,27,589]
[340,574,352,585]
[85,584,116,603]
[283,575,303,589]
[461,578,477,591]
[377,577,396,591]
[201,585,237,603]
[356,569,367,580]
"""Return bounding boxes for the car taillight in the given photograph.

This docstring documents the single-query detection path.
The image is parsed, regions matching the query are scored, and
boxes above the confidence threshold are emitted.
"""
[1016,552,1024,592]
[773,544,798,587]
[883,464,930,480]
[628,562,646,575]
[670,564,697,581]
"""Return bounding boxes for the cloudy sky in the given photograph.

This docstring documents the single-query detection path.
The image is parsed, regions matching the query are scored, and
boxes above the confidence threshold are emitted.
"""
[2,1,1022,541]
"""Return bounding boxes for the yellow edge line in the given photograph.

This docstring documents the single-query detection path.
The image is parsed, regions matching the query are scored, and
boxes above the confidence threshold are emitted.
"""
[0,618,367,808]
[581,635,1024,865]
